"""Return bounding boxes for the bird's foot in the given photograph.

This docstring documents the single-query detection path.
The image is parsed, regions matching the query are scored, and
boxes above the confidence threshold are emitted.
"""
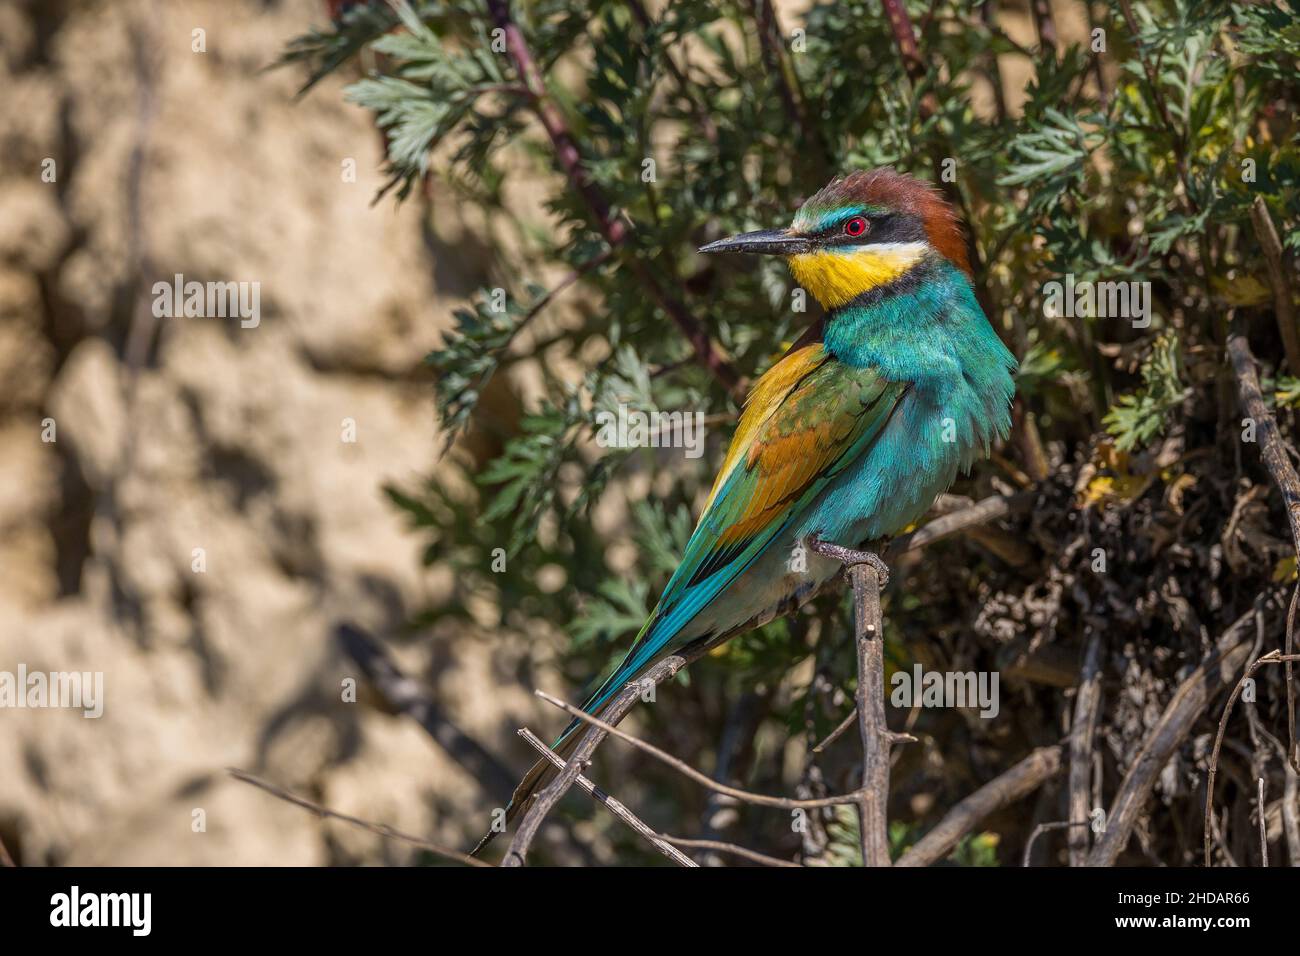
[808,538,890,587]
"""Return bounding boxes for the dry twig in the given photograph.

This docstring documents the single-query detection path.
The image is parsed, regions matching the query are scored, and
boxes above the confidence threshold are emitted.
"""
[1257,776,1269,867]
[1249,197,1300,374]
[1204,648,1300,866]
[809,542,898,867]
[1284,761,1300,867]
[229,768,490,868]
[1227,329,1300,772]
[534,690,883,811]
[1023,821,1087,867]
[653,834,800,868]
[1068,634,1103,865]
[337,623,516,799]
[895,746,1064,867]
[886,492,1032,558]
[1087,597,1279,866]
[517,728,695,866]
[504,654,697,866]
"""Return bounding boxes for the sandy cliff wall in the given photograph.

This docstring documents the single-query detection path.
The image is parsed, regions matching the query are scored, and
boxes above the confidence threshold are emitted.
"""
[0,0,525,865]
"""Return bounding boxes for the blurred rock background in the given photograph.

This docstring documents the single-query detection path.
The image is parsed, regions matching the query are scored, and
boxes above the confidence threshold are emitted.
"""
[0,0,531,865]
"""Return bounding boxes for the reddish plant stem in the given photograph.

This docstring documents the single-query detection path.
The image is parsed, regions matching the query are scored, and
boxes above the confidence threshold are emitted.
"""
[880,0,926,84]
[1249,196,1300,375]
[1029,0,1058,58]
[748,0,828,178]
[626,0,718,144]
[485,0,742,396]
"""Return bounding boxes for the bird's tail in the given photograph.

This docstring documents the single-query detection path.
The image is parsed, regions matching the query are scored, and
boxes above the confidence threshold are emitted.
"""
[470,615,666,857]
[469,727,585,857]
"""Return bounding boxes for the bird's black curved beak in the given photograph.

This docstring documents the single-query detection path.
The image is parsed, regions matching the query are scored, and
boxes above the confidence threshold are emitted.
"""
[698,229,811,256]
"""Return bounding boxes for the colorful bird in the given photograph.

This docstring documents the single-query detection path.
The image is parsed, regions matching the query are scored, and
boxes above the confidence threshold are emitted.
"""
[478,168,1016,853]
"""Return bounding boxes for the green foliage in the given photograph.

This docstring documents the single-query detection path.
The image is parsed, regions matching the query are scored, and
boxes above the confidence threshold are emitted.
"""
[949,832,1001,867]
[1276,376,1300,409]
[999,105,1103,209]
[569,576,650,652]
[1103,334,1187,451]
[427,283,545,439]
[821,805,863,866]
[276,0,401,93]
[826,811,999,866]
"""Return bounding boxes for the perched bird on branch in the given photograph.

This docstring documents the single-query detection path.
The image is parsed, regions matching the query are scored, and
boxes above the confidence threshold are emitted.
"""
[477,168,1016,854]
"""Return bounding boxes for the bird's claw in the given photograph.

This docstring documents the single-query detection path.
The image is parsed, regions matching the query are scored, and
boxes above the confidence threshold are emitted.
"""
[808,537,890,587]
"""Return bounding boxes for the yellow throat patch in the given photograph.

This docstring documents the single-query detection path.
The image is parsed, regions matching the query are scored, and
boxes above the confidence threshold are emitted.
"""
[788,243,928,309]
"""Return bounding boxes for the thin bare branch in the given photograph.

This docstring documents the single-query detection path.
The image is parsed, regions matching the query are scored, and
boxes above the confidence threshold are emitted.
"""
[1248,196,1300,374]
[336,623,516,799]
[1228,329,1300,772]
[895,745,1064,867]
[228,768,491,868]
[1258,776,1269,867]
[1088,594,1279,866]
[811,708,858,755]
[1204,648,1300,866]
[810,543,895,868]
[1024,821,1087,867]
[886,491,1033,558]
[505,249,613,354]
[521,713,802,869]
[1068,633,1104,865]
[1250,196,1300,374]
[534,689,875,810]
[517,728,695,867]
[504,653,697,865]
[1284,761,1300,867]
[654,834,801,868]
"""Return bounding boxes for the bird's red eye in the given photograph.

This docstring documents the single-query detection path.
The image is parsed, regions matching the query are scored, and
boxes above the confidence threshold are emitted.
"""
[843,216,868,238]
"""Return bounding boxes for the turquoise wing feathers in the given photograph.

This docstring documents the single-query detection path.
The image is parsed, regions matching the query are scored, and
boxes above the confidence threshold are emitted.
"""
[563,344,909,735]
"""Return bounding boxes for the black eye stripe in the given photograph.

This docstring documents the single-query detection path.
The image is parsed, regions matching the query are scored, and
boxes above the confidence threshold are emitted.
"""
[814,212,925,248]
[811,212,895,243]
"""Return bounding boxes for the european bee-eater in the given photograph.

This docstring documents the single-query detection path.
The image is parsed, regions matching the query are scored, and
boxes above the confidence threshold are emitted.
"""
[481,168,1016,851]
